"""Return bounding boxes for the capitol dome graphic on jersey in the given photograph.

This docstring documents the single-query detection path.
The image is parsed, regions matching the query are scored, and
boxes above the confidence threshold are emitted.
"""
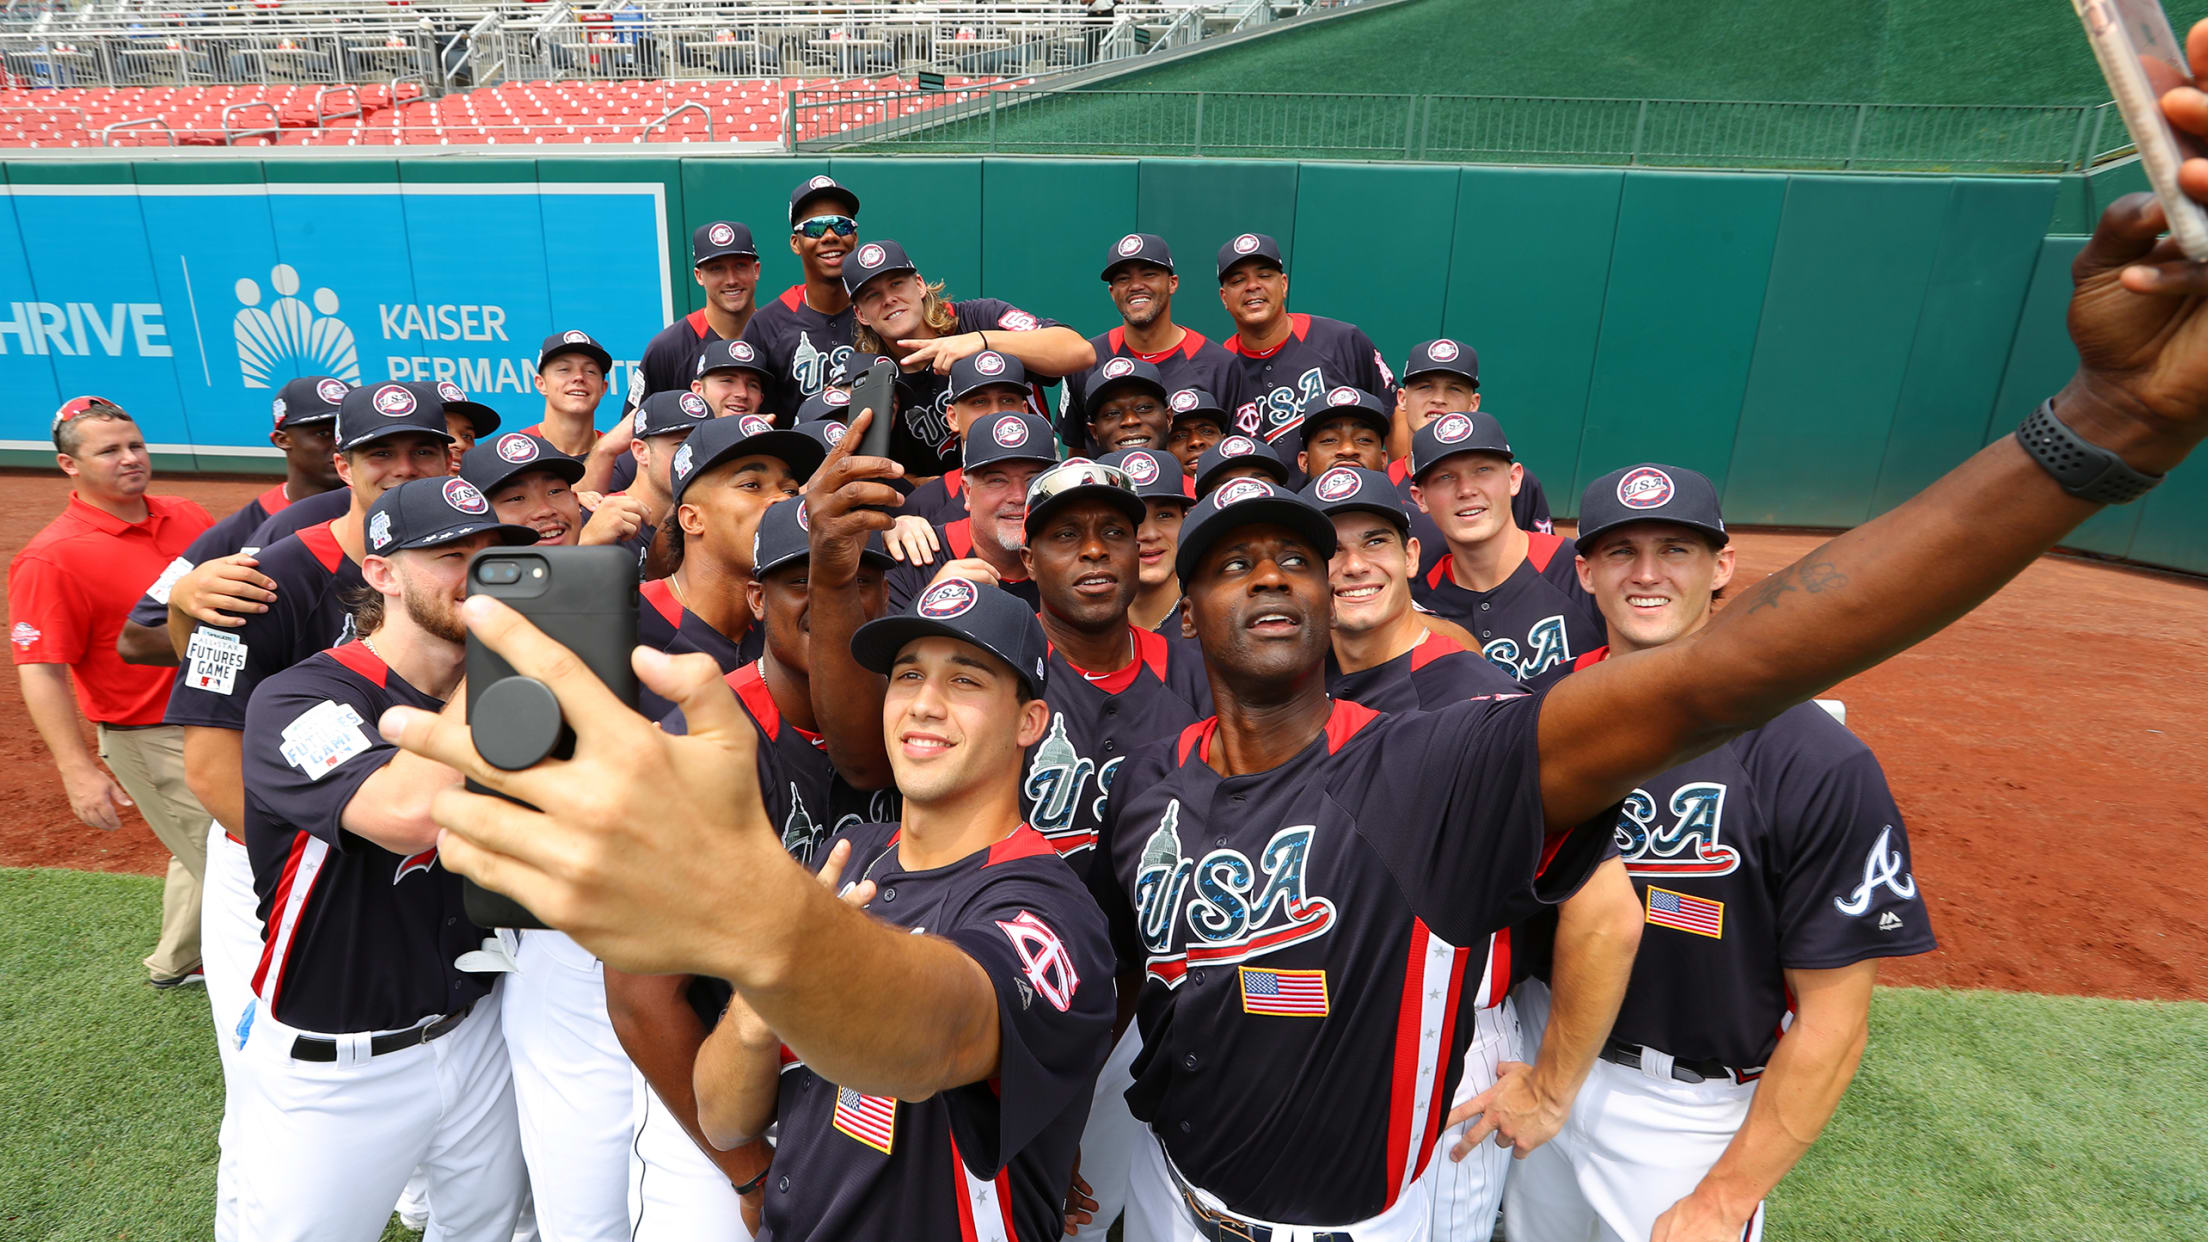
[233,264,362,389]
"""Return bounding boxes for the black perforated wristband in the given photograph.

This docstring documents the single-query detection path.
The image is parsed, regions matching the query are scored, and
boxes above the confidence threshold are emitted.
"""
[2015,399,2163,505]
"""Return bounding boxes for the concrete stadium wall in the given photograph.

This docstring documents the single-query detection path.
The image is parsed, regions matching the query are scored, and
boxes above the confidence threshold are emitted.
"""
[1,153,2199,576]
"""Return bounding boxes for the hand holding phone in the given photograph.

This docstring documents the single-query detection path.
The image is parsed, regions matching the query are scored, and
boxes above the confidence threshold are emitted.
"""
[850,358,898,462]
[2075,0,2208,258]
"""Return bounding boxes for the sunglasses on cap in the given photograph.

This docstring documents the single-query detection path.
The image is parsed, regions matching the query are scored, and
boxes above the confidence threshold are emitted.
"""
[794,215,858,239]
[54,394,123,426]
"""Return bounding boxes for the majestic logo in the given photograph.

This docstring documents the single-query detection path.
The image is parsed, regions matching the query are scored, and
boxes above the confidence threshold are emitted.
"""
[1219,435,1256,458]
[707,222,737,247]
[1171,390,1199,413]
[1101,357,1135,380]
[1428,339,1460,362]
[562,329,591,345]
[917,578,978,619]
[1134,802,1337,986]
[672,441,695,479]
[1482,614,1574,680]
[1213,477,1274,507]
[315,377,350,405]
[394,848,438,883]
[1834,826,1916,916]
[738,414,773,437]
[496,433,538,463]
[992,415,1028,448]
[1024,714,1099,853]
[1434,413,1474,445]
[1615,780,1741,878]
[1314,466,1361,502]
[1122,452,1160,486]
[678,392,709,419]
[1116,233,1144,256]
[995,910,1079,1012]
[371,384,415,416]
[856,243,886,268]
[1617,466,1675,510]
[1327,386,1358,406]
[368,510,392,550]
[233,263,361,389]
[442,478,489,514]
[437,381,465,403]
[975,352,1007,377]
[1232,233,1260,255]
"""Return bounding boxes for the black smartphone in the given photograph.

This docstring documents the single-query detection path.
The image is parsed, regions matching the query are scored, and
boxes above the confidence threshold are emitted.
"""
[851,357,898,460]
[461,545,639,929]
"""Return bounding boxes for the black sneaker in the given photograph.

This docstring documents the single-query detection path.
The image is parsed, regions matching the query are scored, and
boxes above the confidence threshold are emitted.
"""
[150,966,205,990]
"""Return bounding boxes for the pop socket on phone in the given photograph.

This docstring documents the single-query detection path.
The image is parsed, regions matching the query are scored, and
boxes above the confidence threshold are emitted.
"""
[472,676,568,771]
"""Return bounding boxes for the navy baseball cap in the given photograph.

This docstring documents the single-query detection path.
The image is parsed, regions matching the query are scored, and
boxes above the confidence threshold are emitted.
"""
[1086,356,1169,409]
[1175,476,1337,584]
[536,329,613,375]
[273,375,348,429]
[1410,410,1514,480]
[1194,434,1290,495]
[1167,387,1228,427]
[963,410,1060,472]
[1293,386,1391,447]
[633,389,714,439]
[364,476,537,556]
[410,380,499,438]
[695,338,773,381]
[796,389,854,424]
[336,380,456,453]
[670,412,828,508]
[789,174,861,226]
[1577,463,1728,550]
[1404,338,1478,387]
[949,350,1030,402]
[1023,458,1145,537]
[692,220,757,266]
[851,576,1050,700]
[788,416,850,456]
[1099,448,1195,503]
[1302,464,1408,533]
[460,431,585,496]
[1102,232,1173,281]
[842,238,916,298]
[1216,231,1286,281]
[753,496,890,579]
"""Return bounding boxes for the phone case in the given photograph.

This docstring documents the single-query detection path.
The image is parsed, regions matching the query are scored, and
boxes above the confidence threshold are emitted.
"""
[2075,0,2208,260]
[461,546,640,929]
[853,358,898,460]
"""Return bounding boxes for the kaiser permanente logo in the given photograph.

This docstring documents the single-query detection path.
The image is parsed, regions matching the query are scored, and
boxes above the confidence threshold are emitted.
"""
[234,264,362,388]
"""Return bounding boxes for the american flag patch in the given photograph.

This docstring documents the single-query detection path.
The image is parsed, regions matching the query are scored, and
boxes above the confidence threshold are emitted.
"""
[832,1086,896,1154]
[1645,887,1724,938]
[1238,966,1329,1017]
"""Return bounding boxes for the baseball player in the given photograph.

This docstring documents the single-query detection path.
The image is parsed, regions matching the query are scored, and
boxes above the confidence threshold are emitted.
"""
[1491,464,1936,1242]
[610,496,898,1241]
[1097,447,1196,634]
[684,582,1115,1241]
[1389,339,1553,537]
[1287,384,1473,584]
[522,329,638,495]
[1216,232,1395,445]
[1060,234,1246,453]
[1079,356,1177,457]
[463,431,650,550]
[608,388,715,581]
[116,376,346,667]
[739,175,864,420]
[841,238,1092,475]
[1163,387,1230,478]
[879,409,1062,613]
[1406,411,1605,680]
[233,476,534,1240]
[434,379,502,473]
[692,338,776,423]
[634,221,760,412]
[1191,433,1291,497]
[898,351,1049,526]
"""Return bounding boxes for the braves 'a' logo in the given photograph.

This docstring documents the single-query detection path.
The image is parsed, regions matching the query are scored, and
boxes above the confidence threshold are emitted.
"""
[1481,614,1573,679]
[1134,802,1335,986]
[394,848,438,883]
[1834,825,1915,916]
[1616,781,1741,877]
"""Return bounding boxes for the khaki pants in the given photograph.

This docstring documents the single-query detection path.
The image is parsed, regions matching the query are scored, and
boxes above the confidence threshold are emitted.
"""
[96,723,212,980]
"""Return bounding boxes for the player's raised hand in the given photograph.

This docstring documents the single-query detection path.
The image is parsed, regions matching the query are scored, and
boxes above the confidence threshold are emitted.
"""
[927,558,1002,590]
[896,331,986,376]
[577,492,651,547]
[1444,1060,1567,1160]
[378,595,793,976]
[882,513,942,564]
[805,407,905,581]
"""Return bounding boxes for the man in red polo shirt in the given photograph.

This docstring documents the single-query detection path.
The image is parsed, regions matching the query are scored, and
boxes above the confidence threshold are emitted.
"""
[11,397,214,987]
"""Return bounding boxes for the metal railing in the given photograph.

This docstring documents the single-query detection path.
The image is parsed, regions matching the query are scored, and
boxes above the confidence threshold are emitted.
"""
[791,88,2140,173]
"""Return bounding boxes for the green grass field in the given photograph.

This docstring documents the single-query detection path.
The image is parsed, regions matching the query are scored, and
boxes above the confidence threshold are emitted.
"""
[5,867,2205,1240]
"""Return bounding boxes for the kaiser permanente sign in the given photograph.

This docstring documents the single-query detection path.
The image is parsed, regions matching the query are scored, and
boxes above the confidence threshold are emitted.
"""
[0,180,671,463]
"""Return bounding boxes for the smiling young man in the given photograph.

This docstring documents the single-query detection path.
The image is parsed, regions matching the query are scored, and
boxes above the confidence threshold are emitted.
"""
[692,337,776,423]
[1078,356,1175,458]
[461,431,644,550]
[741,175,866,421]
[842,239,1092,475]
[1388,338,1554,537]
[1059,234,1244,455]
[523,330,638,495]
[1097,447,1195,633]
[1408,411,1605,680]
[1163,386,1230,478]
[1215,232,1395,447]
[899,351,1047,527]
[634,221,761,412]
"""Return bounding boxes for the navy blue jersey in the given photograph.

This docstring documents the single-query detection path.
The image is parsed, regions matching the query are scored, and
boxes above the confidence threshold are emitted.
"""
[128,482,303,630]
[165,521,364,732]
[740,283,858,422]
[1059,327,1246,456]
[885,520,1043,614]
[631,308,724,413]
[889,300,1061,477]
[241,642,488,1033]
[1387,459,1552,575]
[245,485,351,552]
[1327,629,1519,713]
[1410,531,1605,682]
[1089,694,1608,1223]
[897,468,967,529]
[763,821,1115,1242]
[1024,626,1210,864]
[1523,649,1937,1070]
[1223,314,1395,446]
[637,577,764,716]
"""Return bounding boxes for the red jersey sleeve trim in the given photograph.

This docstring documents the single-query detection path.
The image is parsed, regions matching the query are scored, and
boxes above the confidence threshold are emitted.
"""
[325,641,390,687]
[1425,557,1451,589]
[723,660,781,740]
[983,824,1057,867]
[297,521,346,573]
[1388,458,1410,485]
[945,520,973,560]
[1179,329,1209,358]
[640,578,684,627]
[1106,326,1125,353]
[1408,629,1468,671]
[1133,626,1171,682]
[257,482,292,516]
[1176,717,1219,765]
[1322,697,1382,754]
[685,308,711,338]
[1525,531,1565,574]
[777,283,805,311]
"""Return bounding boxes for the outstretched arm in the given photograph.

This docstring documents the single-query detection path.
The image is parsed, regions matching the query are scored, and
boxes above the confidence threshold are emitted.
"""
[802,408,904,789]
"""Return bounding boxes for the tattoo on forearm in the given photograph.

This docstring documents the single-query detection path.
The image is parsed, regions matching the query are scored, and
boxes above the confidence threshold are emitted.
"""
[1741,558,1847,614]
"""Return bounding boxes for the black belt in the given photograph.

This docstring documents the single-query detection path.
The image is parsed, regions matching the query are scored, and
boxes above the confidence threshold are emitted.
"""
[290,1002,474,1063]
[1169,1165,1355,1242]
[1601,1037,1735,1084]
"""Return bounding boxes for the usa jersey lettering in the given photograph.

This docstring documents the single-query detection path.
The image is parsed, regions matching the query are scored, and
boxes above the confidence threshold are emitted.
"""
[1135,806,1335,986]
[1616,781,1740,876]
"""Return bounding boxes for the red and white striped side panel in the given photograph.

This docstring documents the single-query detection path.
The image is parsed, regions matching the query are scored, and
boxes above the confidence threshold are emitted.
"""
[248,833,328,1012]
[1384,918,1468,1206]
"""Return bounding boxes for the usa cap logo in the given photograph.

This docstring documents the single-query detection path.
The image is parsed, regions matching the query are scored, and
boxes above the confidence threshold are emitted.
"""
[1617,466,1675,510]
[562,329,591,345]
[496,433,538,463]
[1221,435,1256,457]
[732,341,755,362]
[443,478,490,515]
[1434,413,1474,445]
[1171,390,1199,413]
[437,381,464,403]
[1327,387,1359,406]
[678,392,709,419]
[315,378,349,404]
[975,352,1007,377]
[1428,339,1459,362]
[368,510,393,550]
[372,384,415,416]
[1232,233,1260,255]
[807,174,836,190]
[1101,357,1135,380]
[993,415,1029,448]
[1214,477,1274,507]
[916,578,979,619]
[825,389,850,406]
[795,500,811,531]
[738,414,773,437]
[1315,466,1361,501]
[857,243,886,268]
[1123,452,1160,485]
[708,222,736,247]
[1116,233,1143,256]
[672,441,695,479]
[822,421,847,445]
